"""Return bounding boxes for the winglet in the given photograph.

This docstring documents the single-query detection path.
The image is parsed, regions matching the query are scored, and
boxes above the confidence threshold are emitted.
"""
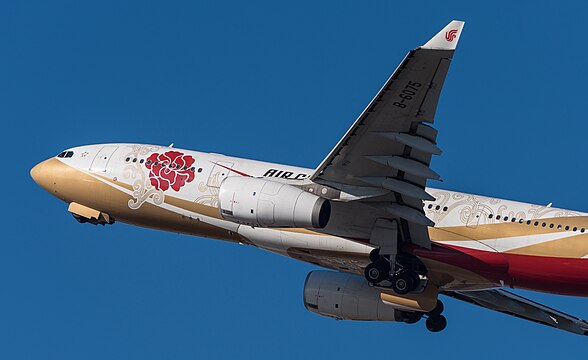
[421,20,465,50]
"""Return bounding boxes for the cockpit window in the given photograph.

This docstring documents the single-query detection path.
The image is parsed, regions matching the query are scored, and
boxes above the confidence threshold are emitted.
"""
[57,151,74,158]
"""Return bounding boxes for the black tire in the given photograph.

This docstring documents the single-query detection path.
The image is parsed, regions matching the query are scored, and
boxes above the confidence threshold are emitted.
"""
[369,248,380,263]
[425,315,447,333]
[408,271,421,291]
[400,312,422,324]
[427,300,444,317]
[391,271,414,295]
[364,260,389,284]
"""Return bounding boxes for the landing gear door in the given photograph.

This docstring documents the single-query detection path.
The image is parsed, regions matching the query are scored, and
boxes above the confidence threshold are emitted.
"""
[207,161,234,188]
[90,146,118,172]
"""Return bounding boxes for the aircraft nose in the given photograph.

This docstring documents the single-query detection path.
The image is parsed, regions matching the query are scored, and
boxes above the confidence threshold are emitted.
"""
[30,158,60,192]
[30,160,45,185]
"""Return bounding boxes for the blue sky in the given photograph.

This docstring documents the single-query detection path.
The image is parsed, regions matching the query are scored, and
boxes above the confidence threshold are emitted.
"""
[2,0,588,358]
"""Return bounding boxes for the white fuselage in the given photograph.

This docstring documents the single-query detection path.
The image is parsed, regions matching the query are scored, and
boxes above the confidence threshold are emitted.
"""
[31,143,588,294]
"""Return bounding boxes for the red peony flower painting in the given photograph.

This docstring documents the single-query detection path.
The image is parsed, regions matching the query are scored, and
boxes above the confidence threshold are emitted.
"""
[145,151,196,192]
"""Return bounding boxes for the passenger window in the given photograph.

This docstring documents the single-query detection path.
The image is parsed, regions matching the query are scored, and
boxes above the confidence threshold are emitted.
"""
[549,224,554,228]
[511,218,516,222]
[488,214,493,219]
[503,217,508,221]
[133,158,137,163]
[526,220,531,225]
[565,226,570,230]
[428,204,433,209]
[443,207,448,212]
[496,215,501,220]
[140,159,144,164]
[125,157,130,162]
[198,168,203,173]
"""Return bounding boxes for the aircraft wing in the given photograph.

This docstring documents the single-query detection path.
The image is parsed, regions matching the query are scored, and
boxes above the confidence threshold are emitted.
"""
[311,21,464,247]
[444,289,588,336]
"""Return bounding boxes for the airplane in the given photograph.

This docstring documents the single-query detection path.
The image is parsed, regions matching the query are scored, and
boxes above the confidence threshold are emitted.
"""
[30,20,588,335]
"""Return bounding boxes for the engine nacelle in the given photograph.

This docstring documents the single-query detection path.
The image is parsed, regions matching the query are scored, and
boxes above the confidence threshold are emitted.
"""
[218,177,330,228]
[303,271,403,321]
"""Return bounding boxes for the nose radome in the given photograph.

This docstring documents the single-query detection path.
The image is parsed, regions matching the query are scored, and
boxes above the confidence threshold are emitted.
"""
[31,158,61,192]
[30,160,46,185]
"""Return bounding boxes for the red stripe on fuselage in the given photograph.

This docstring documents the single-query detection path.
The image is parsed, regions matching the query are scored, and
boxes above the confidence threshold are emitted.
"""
[406,243,588,296]
[212,162,252,177]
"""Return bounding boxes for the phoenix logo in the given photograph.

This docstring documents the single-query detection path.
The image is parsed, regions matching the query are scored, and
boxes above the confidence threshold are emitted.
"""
[445,29,458,42]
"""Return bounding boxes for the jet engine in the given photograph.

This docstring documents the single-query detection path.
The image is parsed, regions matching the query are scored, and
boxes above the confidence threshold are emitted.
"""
[303,271,439,321]
[218,177,330,228]
[303,271,402,321]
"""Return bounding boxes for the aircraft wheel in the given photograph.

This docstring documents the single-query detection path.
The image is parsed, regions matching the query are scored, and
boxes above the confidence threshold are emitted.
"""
[425,315,447,333]
[391,271,416,295]
[400,311,422,324]
[364,259,390,284]
[427,300,444,317]
[368,248,380,263]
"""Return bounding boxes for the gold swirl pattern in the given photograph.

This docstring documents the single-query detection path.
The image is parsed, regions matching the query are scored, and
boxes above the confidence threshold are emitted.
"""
[122,145,165,210]
[195,171,222,207]
[426,190,581,226]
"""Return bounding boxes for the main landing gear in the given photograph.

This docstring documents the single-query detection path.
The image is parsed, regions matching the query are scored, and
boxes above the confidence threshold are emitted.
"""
[400,300,447,333]
[364,260,420,295]
[364,250,426,295]
[365,250,447,332]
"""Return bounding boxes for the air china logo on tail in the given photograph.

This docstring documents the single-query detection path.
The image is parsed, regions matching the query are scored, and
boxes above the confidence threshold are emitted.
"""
[445,29,458,42]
